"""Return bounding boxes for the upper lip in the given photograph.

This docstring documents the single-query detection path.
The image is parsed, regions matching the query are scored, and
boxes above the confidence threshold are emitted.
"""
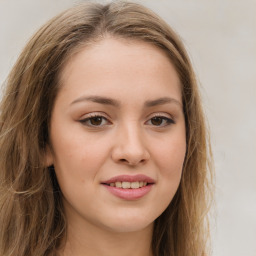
[102,174,155,184]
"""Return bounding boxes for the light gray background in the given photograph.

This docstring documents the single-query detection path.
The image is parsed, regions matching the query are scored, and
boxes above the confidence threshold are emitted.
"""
[0,0,255,255]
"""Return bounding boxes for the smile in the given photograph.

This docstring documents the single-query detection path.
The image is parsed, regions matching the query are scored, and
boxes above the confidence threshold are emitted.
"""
[102,174,155,200]
[108,181,148,189]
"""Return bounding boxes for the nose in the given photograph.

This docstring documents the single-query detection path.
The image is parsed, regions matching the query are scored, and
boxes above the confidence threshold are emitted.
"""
[111,123,150,166]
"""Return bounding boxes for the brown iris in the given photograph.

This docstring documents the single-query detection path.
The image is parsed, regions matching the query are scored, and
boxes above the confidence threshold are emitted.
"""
[151,117,164,126]
[90,116,103,126]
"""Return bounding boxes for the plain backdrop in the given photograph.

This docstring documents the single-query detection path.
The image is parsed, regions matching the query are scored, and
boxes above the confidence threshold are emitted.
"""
[0,0,255,255]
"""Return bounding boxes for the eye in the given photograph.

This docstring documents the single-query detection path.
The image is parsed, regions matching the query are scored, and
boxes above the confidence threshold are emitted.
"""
[79,114,110,127]
[146,115,175,127]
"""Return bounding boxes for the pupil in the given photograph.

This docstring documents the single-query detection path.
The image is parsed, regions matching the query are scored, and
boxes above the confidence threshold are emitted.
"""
[91,117,102,125]
[151,117,163,126]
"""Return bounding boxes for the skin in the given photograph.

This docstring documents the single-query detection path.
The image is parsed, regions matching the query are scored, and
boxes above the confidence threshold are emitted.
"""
[47,37,186,256]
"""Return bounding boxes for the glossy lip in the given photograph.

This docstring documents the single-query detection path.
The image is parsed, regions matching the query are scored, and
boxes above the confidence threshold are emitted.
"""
[101,174,155,200]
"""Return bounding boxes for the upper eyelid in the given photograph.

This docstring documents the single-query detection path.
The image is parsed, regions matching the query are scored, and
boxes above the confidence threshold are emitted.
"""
[146,116,174,124]
[79,112,110,120]
[146,112,174,120]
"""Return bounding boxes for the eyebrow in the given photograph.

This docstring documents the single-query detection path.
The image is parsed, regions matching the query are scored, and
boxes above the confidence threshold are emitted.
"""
[71,95,182,108]
[144,97,182,108]
[71,96,120,106]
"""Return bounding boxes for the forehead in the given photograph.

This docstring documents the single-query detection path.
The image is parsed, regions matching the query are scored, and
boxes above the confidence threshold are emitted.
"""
[60,37,178,80]
[57,37,182,105]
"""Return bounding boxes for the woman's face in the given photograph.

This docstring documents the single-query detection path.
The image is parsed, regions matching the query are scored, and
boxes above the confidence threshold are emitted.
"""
[47,38,186,233]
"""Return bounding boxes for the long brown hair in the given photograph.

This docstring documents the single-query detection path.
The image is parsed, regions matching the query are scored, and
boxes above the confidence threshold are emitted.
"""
[0,1,214,255]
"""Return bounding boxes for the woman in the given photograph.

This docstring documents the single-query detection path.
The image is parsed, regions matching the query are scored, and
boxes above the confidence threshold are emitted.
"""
[0,1,214,256]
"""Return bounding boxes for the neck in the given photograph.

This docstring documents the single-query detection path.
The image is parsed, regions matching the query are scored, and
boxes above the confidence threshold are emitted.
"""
[58,217,154,256]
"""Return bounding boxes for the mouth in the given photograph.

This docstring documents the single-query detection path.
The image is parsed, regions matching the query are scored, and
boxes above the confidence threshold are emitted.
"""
[103,181,150,189]
[101,174,155,189]
[101,175,155,200]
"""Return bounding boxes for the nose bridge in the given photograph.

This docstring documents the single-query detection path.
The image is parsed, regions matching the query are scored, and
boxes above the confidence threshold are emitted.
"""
[123,121,144,150]
[112,120,149,165]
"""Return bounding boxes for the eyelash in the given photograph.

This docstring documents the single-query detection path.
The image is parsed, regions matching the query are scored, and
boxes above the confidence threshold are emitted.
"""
[79,113,111,127]
[145,115,175,127]
[79,113,175,128]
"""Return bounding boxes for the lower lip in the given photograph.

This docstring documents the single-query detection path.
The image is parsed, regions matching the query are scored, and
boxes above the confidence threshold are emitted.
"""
[103,184,153,200]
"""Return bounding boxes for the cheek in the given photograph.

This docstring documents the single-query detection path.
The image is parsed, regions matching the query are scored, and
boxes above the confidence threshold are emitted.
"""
[162,142,186,172]
[146,133,186,219]
[51,135,109,205]
[151,130,186,194]
[50,128,112,184]
[154,132,186,174]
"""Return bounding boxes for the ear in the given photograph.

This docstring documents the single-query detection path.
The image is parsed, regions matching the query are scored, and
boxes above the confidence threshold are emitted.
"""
[45,145,54,167]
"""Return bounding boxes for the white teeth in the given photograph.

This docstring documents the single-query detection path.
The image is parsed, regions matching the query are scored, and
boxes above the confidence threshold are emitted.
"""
[131,181,139,189]
[115,181,122,188]
[122,182,131,189]
[110,181,148,188]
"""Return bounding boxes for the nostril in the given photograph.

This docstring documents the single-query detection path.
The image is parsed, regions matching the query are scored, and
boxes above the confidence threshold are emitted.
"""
[118,158,146,166]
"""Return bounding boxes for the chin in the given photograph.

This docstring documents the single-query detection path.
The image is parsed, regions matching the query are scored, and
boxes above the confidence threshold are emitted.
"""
[105,221,153,234]
[99,211,155,233]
